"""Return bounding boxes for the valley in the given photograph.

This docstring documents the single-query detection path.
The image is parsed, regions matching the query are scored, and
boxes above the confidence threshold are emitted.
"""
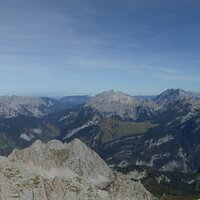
[0,88,200,199]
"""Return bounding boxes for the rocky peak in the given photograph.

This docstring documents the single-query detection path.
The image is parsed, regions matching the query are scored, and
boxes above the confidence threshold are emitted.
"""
[90,90,135,104]
[86,90,137,119]
[9,138,114,188]
[155,88,190,103]
[0,95,62,118]
[0,139,155,200]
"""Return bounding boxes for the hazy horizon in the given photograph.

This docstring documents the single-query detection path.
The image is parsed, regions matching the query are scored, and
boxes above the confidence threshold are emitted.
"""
[0,87,198,98]
[1,0,200,96]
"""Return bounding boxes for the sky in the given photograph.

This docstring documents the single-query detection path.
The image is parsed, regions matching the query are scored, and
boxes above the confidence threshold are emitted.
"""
[0,0,200,96]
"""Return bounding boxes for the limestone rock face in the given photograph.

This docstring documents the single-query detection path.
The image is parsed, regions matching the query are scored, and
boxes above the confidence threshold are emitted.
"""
[86,90,137,119]
[0,139,155,200]
[0,96,61,118]
[86,90,158,120]
[9,139,114,188]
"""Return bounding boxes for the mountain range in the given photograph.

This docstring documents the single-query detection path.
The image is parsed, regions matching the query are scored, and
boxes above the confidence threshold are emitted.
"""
[0,88,200,174]
[1,88,200,199]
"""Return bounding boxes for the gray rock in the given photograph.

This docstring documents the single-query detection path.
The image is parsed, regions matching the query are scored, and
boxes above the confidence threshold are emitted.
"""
[0,139,155,200]
[0,95,61,118]
[86,90,136,119]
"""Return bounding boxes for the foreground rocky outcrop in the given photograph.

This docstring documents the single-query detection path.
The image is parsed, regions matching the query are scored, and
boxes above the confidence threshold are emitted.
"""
[0,139,155,200]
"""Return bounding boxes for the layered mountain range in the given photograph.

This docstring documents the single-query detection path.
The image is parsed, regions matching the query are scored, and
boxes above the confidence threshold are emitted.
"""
[0,88,200,174]
[0,95,90,118]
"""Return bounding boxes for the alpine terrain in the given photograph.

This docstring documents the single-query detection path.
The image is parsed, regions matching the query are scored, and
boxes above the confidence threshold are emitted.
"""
[0,139,155,200]
[0,89,200,199]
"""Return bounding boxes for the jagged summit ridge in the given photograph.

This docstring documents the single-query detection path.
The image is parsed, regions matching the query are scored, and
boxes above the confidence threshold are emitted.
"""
[0,95,61,118]
[9,138,114,187]
[155,88,191,103]
[0,139,155,200]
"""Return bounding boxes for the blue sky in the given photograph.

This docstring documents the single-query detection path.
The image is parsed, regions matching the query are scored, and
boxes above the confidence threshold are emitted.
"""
[0,0,200,96]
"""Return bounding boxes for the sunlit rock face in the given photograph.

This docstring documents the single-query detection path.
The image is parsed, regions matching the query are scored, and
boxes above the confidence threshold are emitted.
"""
[86,90,136,118]
[0,139,155,200]
[0,96,62,118]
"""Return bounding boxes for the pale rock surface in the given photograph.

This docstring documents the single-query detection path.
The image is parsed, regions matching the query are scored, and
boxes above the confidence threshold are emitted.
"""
[86,90,158,120]
[0,139,156,200]
[86,90,138,120]
[0,96,58,118]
